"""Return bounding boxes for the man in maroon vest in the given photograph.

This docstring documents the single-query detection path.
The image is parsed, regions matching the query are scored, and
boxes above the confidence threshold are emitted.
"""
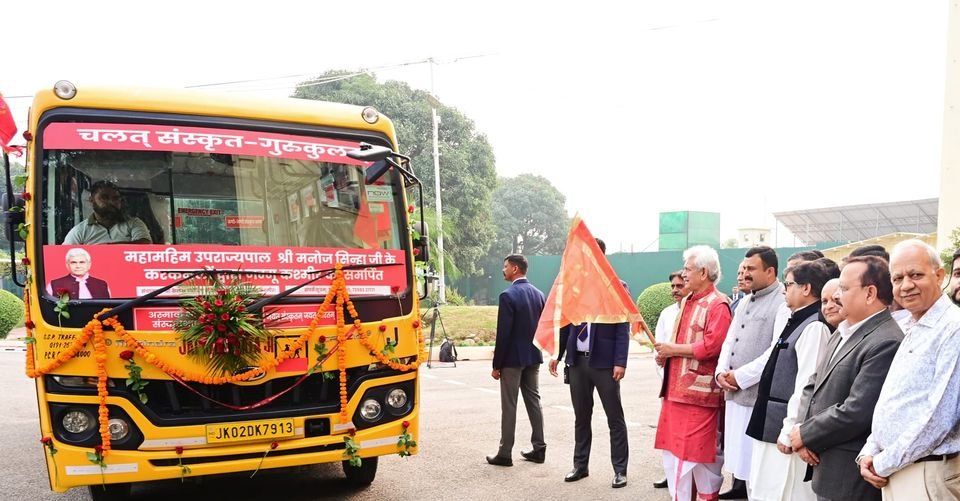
[46,247,111,299]
[655,245,732,501]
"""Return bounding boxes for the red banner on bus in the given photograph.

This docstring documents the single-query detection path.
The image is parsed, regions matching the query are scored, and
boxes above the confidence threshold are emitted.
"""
[42,244,407,299]
[42,122,370,165]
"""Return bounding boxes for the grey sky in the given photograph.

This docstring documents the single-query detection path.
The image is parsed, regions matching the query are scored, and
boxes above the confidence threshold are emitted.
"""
[2,1,948,251]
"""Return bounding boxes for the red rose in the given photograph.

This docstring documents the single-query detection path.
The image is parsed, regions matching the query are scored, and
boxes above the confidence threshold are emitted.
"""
[317,335,326,343]
[22,130,33,141]
[412,320,420,329]
[40,436,52,445]
[94,445,103,454]
[236,305,245,312]
[194,296,203,302]
[401,420,410,428]
[55,288,70,297]
[119,350,134,361]
[348,428,356,437]
[198,336,208,345]
[21,192,31,201]
[203,325,214,334]
[233,295,243,303]
[214,299,224,307]
[202,301,212,311]
[175,446,184,455]
[378,324,387,332]
[412,248,421,256]
[391,286,400,294]
[217,289,227,296]
[215,338,225,345]
[20,257,29,266]
[270,442,279,450]
[216,324,227,332]
[407,205,415,214]
[24,320,35,329]
[220,313,230,321]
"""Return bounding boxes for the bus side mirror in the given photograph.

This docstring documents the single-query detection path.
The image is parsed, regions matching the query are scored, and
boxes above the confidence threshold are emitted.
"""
[412,221,429,263]
[1,192,25,243]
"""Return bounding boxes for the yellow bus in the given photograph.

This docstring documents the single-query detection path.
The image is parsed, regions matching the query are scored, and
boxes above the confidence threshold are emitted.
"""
[2,81,428,499]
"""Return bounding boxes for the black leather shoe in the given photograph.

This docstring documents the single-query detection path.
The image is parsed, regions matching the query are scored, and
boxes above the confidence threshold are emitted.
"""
[653,478,668,489]
[520,448,545,464]
[612,473,627,488]
[718,478,747,499]
[485,455,513,467]
[564,469,589,482]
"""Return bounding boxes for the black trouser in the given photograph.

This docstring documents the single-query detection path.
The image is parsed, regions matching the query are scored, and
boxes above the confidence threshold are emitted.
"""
[569,353,628,474]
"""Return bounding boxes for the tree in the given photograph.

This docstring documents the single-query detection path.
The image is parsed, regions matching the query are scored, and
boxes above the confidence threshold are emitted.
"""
[491,174,570,256]
[293,72,497,276]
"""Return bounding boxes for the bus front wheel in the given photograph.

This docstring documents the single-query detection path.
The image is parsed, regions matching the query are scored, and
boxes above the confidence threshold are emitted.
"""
[87,482,132,501]
[342,456,378,486]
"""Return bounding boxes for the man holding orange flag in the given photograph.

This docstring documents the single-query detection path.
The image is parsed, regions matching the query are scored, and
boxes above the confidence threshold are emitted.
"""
[655,245,732,501]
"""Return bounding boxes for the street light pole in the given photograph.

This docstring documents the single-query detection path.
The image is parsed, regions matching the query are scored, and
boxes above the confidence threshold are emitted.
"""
[427,60,446,304]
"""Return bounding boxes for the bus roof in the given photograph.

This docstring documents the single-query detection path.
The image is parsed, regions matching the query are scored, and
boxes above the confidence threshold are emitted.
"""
[29,83,397,142]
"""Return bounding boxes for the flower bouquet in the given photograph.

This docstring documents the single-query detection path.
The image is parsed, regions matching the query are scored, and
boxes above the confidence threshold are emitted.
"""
[174,276,271,376]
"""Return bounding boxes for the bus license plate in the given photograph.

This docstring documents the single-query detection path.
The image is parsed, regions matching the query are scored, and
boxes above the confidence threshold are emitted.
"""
[206,419,295,444]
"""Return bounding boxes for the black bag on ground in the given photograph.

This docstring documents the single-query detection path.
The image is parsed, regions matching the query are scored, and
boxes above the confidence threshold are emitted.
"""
[439,339,458,362]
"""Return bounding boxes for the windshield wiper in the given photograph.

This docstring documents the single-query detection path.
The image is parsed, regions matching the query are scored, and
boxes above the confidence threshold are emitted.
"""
[95,268,291,321]
[246,262,404,314]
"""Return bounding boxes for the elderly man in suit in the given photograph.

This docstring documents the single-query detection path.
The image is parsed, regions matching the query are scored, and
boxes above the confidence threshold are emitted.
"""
[548,238,630,488]
[487,254,547,467]
[46,247,111,299]
[788,255,903,501]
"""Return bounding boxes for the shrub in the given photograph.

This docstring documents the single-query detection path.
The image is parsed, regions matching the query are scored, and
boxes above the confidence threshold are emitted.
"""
[0,289,24,339]
[636,282,674,336]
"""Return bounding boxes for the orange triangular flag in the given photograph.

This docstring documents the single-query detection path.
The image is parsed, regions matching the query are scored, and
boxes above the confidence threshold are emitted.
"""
[534,215,651,356]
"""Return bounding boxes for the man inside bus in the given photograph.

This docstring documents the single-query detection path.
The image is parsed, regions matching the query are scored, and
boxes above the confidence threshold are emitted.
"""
[63,180,152,245]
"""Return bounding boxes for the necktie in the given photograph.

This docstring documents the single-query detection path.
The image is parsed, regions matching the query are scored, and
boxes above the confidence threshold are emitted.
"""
[578,323,589,342]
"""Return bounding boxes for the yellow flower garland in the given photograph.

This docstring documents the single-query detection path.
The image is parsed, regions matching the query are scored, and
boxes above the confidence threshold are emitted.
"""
[24,263,425,456]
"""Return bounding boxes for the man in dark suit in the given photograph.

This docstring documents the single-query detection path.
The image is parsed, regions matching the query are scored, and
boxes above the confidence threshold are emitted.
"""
[46,247,111,299]
[487,254,547,467]
[548,238,630,488]
[788,255,903,501]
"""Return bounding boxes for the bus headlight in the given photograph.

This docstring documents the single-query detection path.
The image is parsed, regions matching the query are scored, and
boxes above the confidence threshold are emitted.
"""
[62,409,95,434]
[359,398,382,422]
[53,80,77,100]
[386,388,408,409]
[361,106,380,124]
[108,418,130,441]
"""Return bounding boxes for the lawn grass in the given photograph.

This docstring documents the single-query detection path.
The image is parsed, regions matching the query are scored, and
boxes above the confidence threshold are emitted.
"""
[421,305,498,345]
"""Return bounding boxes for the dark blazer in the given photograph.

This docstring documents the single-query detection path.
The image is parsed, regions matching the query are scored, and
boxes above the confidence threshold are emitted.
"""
[556,322,629,368]
[492,278,546,369]
[798,309,903,501]
[49,274,110,299]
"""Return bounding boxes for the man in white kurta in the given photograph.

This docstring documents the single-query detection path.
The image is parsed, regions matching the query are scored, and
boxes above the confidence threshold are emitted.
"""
[715,249,786,498]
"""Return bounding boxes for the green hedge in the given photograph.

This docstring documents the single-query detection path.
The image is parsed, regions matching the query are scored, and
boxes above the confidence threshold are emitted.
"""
[636,282,674,335]
[0,289,24,339]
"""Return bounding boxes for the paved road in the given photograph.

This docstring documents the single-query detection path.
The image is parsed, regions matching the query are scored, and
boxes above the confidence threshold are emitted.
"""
[2,349,725,500]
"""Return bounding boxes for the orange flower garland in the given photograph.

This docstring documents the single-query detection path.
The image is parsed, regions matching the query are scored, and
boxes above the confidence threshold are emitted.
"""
[24,262,426,454]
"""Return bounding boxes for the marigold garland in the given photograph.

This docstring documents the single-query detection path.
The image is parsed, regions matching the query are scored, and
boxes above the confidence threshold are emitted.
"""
[24,262,427,459]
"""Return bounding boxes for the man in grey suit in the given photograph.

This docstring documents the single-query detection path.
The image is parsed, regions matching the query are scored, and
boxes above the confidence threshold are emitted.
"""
[788,255,904,501]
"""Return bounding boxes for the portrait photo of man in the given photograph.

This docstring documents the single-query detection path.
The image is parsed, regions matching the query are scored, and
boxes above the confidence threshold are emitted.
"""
[46,247,111,299]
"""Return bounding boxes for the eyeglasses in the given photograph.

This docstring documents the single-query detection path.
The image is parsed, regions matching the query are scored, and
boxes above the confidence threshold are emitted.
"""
[784,281,798,288]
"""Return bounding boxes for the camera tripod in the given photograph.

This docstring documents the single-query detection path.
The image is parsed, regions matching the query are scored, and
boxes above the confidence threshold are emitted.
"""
[424,303,455,369]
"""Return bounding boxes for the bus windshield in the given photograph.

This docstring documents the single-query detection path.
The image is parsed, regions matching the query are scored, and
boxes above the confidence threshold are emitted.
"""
[37,122,407,299]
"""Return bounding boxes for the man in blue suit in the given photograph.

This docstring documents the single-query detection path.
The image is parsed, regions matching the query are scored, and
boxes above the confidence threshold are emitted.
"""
[548,238,630,488]
[487,254,547,467]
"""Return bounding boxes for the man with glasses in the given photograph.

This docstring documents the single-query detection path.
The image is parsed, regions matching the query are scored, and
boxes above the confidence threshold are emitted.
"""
[64,180,152,245]
[788,256,903,501]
